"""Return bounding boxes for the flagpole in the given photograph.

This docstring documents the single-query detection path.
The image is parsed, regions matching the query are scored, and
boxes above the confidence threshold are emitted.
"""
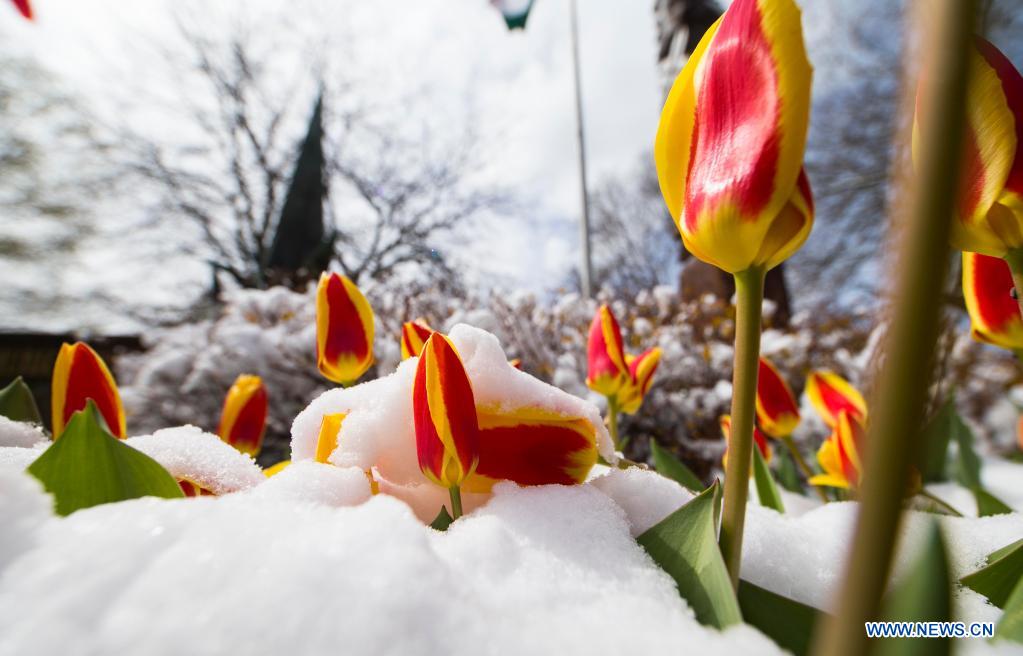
[570,0,594,298]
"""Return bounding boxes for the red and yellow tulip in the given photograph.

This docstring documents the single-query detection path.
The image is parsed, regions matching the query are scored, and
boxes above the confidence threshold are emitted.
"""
[654,0,814,274]
[400,319,434,360]
[805,370,867,428]
[178,479,215,497]
[51,342,126,439]
[618,347,663,415]
[808,410,864,490]
[962,251,1023,350]
[915,38,1023,258]
[413,333,479,488]
[314,412,346,464]
[464,405,598,493]
[755,357,800,438]
[216,375,268,457]
[586,304,628,396]
[720,414,771,469]
[9,0,31,20]
[316,272,374,385]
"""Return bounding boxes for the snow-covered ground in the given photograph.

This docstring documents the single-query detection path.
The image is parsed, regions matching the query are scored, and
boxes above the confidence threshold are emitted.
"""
[2,324,1023,654]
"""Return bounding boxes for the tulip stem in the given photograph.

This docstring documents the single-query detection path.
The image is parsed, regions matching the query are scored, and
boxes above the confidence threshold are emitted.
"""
[606,395,621,451]
[719,266,765,590]
[448,485,463,520]
[1005,248,1023,322]
[780,435,829,502]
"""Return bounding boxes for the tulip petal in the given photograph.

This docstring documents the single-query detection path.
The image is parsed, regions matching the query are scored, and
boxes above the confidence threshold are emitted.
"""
[217,375,268,457]
[316,273,375,384]
[178,478,215,497]
[619,347,663,415]
[462,405,598,493]
[51,342,126,439]
[314,413,346,464]
[400,319,434,360]
[755,356,800,438]
[413,334,479,488]
[10,0,31,19]
[656,0,812,273]
[586,305,628,396]
[805,370,867,428]
[962,251,1023,350]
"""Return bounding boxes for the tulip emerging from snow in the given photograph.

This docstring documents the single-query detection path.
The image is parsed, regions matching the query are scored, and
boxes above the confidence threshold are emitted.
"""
[654,0,813,587]
[618,348,662,415]
[962,251,1023,351]
[585,304,628,396]
[51,342,126,439]
[413,333,479,518]
[805,370,867,428]
[808,410,863,490]
[316,272,375,385]
[400,319,434,360]
[217,375,268,457]
[9,0,31,20]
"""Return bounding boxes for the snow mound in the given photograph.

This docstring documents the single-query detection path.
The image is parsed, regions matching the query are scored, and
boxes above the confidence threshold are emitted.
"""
[291,324,614,491]
[244,461,371,507]
[0,482,783,656]
[127,426,264,494]
[590,467,694,536]
[0,444,46,472]
[0,470,52,572]
[0,416,47,448]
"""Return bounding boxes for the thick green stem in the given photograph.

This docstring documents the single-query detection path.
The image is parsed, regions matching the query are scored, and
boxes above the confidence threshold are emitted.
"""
[781,434,829,503]
[719,266,765,590]
[607,395,621,451]
[810,2,975,654]
[1005,248,1023,323]
[449,485,463,520]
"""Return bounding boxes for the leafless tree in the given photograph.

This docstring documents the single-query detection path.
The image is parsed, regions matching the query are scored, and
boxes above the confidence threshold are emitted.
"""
[120,15,505,296]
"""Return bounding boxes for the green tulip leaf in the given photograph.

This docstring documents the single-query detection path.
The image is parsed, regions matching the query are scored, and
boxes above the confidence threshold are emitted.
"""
[429,505,454,532]
[0,376,43,425]
[953,414,981,490]
[775,449,803,493]
[877,521,952,656]
[975,488,1013,517]
[637,481,741,628]
[650,439,704,491]
[920,398,956,483]
[961,537,1023,609]
[26,401,183,515]
[738,579,824,656]
[752,446,784,513]
[995,577,1023,643]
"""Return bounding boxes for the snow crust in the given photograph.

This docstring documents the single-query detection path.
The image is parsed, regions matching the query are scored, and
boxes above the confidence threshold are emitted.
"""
[127,426,265,494]
[0,416,47,448]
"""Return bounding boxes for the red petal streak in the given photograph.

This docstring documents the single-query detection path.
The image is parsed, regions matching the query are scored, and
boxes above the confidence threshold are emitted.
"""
[970,252,1020,333]
[684,0,780,230]
[474,422,595,486]
[227,386,267,455]
[11,0,31,19]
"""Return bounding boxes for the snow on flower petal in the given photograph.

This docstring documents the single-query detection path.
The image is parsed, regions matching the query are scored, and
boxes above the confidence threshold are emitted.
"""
[51,342,126,439]
[127,426,265,495]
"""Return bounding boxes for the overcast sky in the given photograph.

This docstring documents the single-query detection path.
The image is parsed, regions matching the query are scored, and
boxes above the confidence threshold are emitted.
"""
[2,0,663,325]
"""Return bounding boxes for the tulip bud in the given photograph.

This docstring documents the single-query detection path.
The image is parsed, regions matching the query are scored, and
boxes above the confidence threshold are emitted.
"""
[586,304,628,396]
[655,0,814,274]
[413,333,479,488]
[618,347,663,415]
[809,410,864,490]
[915,38,1023,257]
[51,342,126,439]
[755,357,800,438]
[216,375,268,457]
[400,319,434,360]
[805,370,867,428]
[720,414,771,470]
[316,272,375,385]
[962,251,1023,350]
